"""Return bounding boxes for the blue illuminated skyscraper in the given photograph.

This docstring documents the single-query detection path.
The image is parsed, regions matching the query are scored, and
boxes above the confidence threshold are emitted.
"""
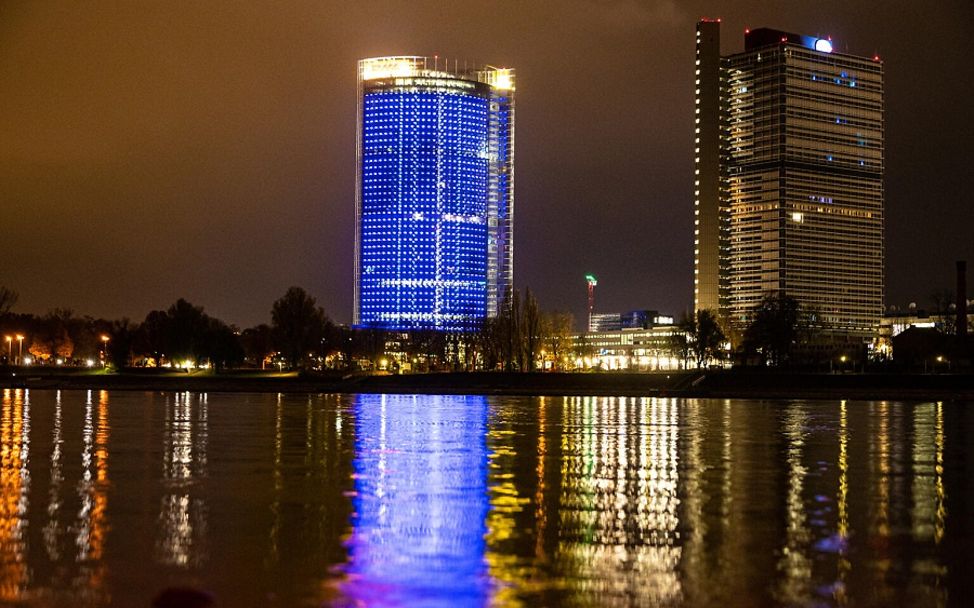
[354,57,515,331]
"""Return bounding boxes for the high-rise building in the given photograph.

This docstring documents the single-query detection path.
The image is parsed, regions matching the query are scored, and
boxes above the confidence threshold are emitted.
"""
[355,57,514,331]
[694,23,884,339]
[693,19,729,317]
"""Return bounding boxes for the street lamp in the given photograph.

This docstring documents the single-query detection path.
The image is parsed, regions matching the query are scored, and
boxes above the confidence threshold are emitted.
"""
[15,335,24,366]
[101,335,110,366]
[4,336,10,364]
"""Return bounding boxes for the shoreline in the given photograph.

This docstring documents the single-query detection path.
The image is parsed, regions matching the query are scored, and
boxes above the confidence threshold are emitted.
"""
[2,370,973,401]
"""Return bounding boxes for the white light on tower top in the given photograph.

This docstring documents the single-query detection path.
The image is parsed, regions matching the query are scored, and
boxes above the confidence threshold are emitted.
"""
[814,38,833,53]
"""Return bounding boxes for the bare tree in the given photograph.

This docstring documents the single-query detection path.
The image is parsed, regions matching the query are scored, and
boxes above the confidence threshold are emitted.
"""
[0,287,17,316]
[542,311,574,370]
[523,288,542,371]
[930,289,956,334]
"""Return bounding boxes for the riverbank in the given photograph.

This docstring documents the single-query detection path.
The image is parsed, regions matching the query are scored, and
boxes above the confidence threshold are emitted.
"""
[2,368,973,400]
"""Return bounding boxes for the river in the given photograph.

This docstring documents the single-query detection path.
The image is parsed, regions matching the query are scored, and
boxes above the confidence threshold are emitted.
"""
[0,389,969,607]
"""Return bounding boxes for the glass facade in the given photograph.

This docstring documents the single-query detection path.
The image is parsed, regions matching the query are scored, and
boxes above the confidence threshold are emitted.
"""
[355,57,514,331]
[725,40,884,336]
[695,26,884,339]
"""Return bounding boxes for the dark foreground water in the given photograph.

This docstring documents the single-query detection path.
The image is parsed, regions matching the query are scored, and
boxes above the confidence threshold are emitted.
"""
[0,390,970,607]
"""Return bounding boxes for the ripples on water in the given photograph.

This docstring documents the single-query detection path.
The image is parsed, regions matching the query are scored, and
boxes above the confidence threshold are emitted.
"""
[0,389,970,606]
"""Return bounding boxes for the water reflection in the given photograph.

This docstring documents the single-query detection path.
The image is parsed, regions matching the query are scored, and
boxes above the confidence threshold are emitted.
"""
[777,402,811,604]
[339,394,491,607]
[44,390,64,562]
[0,388,30,601]
[0,391,964,606]
[157,391,209,567]
[72,390,110,598]
[479,397,962,607]
[557,397,682,604]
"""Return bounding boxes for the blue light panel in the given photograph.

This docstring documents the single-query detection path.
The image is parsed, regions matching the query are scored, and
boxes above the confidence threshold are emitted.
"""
[359,89,490,331]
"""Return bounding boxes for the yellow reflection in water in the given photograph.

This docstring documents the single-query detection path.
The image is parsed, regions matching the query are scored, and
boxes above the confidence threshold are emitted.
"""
[866,401,892,603]
[485,407,533,606]
[678,400,706,600]
[909,402,947,602]
[557,397,682,605]
[935,402,945,544]
[776,403,811,604]
[73,390,109,597]
[44,391,64,561]
[835,400,850,605]
[0,389,29,602]
[268,392,283,565]
[875,402,890,539]
[157,392,208,567]
[534,396,548,560]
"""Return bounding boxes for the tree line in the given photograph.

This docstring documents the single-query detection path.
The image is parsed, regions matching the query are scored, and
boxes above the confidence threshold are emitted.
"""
[0,285,581,372]
[0,283,879,372]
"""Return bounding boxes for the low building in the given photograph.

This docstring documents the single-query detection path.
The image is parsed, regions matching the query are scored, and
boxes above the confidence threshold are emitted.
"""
[589,313,623,332]
[574,321,690,371]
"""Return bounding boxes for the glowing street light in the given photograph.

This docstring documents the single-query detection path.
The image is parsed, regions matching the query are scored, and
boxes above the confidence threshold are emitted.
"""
[4,336,10,364]
[101,334,110,366]
[15,335,24,365]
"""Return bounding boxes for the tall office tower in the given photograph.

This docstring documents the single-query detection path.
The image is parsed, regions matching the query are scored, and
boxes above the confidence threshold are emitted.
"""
[354,57,515,331]
[693,19,729,316]
[695,23,884,339]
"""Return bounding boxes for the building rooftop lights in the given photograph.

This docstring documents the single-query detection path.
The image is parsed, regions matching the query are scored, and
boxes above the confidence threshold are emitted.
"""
[815,38,834,53]
[485,67,514,91]
[361,57,420,80]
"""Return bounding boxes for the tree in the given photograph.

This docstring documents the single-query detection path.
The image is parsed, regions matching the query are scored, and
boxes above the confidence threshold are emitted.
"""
[406,328,446,371]
[240,324,275,368]
[0,287,17,317]
[542,311,574,370]
[204,319,244,371]
[135,299,233,368]
[139,309,171,365]
[506,289,524,371]
[930,288,957,335]
[108,319,139,368]
[271,287,329,369]
[165,299,211,365]
[685,309,726,368]
[39,308,75,361]
[717,310,743,352]
[670,315,693,369]
[334,325,357,370]
[67,316,108,362]
[476,317,502,371]
[522,288,542,371]
[352,328,387,369]
[743,292,803,366]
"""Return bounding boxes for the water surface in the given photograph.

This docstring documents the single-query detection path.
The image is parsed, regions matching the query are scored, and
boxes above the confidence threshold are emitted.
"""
[0,389,970,606]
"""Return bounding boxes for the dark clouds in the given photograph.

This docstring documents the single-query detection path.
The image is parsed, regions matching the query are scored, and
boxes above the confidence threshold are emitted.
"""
[1,1,971,327]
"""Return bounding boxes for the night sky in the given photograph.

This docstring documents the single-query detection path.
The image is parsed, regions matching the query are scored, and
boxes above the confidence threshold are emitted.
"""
[2,1,972,329]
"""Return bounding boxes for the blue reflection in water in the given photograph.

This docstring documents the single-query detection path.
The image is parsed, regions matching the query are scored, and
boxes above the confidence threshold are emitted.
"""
[340,394,491,607]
